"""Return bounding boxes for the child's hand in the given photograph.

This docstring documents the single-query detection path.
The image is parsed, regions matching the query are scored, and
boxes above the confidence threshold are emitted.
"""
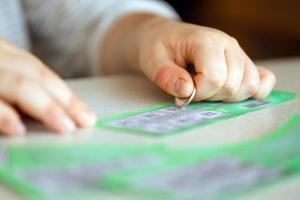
[0,39,96,136]
[103,14,276,102]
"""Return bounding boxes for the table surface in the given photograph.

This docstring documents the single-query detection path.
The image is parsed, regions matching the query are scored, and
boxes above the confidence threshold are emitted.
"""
[1,57,300,199]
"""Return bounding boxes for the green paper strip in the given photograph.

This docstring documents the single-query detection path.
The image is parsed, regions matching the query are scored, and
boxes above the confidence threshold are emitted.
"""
[97,91,296,136]
[105,115,300,200]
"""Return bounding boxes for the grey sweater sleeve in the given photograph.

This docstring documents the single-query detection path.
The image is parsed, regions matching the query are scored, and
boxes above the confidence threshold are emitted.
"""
[22,0,178,78]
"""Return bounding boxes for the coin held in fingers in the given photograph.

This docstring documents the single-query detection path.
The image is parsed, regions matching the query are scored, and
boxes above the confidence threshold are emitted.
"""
[175,85,196,108]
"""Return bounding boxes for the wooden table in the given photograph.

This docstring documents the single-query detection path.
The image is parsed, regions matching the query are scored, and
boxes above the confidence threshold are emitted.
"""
[1,57,300,199]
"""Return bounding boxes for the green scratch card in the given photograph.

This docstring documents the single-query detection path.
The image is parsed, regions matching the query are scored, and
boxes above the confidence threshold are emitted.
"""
[0,144,169,199]
[1,115,300,200]
[97,91,296,136]
[103,115,300,200]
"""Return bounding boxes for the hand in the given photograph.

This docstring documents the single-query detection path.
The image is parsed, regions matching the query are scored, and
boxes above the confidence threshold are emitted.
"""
[138,16,276,102]
[103,14,276,102]
[0,39,96,136]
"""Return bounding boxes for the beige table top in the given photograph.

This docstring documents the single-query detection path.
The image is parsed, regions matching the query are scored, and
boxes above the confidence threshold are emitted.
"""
[1,57,300,199]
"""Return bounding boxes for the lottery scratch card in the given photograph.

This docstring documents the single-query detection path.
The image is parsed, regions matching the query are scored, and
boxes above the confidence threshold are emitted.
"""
[97,91,296,136]
[0,144,171,199]
[104,115,300,200]
[1,115,300,200]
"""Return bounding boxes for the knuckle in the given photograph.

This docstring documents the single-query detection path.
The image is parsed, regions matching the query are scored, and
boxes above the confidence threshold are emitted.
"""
[14,76,37,95]
[190,30,216,44]
[186,33,203,47]
[198,33,218,46]
[188,28,228,48]
[246,80,259,95]
[224,83,239,95]
[206,72,226,88]
[229,36,239,47]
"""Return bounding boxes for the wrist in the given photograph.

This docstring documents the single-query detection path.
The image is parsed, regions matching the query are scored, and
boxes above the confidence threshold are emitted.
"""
[101,13,172,74]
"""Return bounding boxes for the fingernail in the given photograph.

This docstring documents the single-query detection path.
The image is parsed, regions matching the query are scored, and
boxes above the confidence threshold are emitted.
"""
[80,110,97,127]
[175,79,193,97]
[61,116,76,132]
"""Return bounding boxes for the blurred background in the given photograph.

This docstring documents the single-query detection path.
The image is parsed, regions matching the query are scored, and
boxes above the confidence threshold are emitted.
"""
[165,0,300,60]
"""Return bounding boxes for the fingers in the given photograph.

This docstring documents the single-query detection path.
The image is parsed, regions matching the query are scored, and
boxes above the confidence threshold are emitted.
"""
[0,38,96,136]
[138,21,276,103]
[253,66,276,99]
[150,40,274,104]
[224,56,260,102]
[207,46,244,101]
[192,47,227,101]
[33,69,96,128]
[0,70,76,133]
[193,45,274,102]
[0,52,96,128]
[0,99,25,136]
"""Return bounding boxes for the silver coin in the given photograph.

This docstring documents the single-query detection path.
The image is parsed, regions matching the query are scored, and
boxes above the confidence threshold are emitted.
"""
[175,85,196,108]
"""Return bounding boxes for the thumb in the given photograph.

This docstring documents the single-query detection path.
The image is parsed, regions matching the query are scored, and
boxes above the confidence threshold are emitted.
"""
[152,61,194,98]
